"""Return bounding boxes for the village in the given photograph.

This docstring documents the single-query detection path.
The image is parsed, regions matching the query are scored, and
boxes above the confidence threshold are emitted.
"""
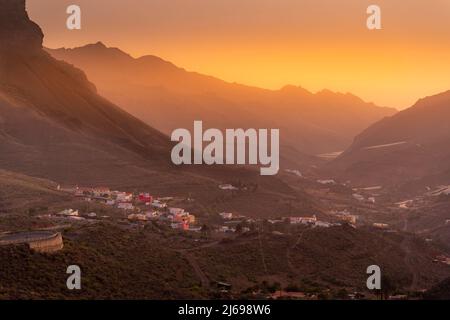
[52,185,201,232]
[45,183,371,237]
[2,179,449,300]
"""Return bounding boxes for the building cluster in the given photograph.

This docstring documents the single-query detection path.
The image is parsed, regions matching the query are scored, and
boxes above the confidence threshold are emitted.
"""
[60,186,198,231]
[288,215,336,228]
[128,206,197,232]
[331,210,358,226]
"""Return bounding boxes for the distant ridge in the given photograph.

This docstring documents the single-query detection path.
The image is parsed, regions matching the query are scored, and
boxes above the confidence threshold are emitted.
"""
[328,90,450,189]
[47,42,397,160]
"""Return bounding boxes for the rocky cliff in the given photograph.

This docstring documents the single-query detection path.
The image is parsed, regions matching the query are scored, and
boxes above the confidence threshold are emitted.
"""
[0,0,43,53]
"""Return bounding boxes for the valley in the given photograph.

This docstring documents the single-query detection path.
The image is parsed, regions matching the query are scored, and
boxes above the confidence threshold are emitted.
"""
[1,0,450,301]
[1,166,450,299]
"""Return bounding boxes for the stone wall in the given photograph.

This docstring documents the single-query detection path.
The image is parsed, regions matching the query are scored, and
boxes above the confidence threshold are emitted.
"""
[0,232,64,253]
[28,232,64,253]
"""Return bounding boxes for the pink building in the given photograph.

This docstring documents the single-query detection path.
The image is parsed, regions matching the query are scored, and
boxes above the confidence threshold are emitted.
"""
[138,193,153,203]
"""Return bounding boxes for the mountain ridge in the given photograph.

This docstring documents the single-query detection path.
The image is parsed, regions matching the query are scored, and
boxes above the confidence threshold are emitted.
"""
[46,42,397,157]
[328,89,450,190]
[0,0,311,218]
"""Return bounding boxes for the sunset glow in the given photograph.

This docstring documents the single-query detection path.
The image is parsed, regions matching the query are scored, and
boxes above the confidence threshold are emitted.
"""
[27,0,450,109]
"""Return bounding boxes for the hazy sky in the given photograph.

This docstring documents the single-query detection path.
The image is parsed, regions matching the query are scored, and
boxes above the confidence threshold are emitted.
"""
[27,0,450,109]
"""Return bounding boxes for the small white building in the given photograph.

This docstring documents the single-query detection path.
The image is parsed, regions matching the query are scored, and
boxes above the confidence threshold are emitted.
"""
[56,209,79,217]
[169,208,185,215]
[118,202,134,210]
[152,200,167,209]
[315,221,332,228]
[219,184,238,190]
[290,215,317,225]
[116,192,133,202]
[317,179,336,185]
[219,212,233,220]
[219,226,235,233]
[68,216,85,221]
[146,211,160,219]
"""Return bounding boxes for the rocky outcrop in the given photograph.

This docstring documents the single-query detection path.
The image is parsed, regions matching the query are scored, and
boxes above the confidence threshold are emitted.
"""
[0,0,43,53]
[0,0,173,186]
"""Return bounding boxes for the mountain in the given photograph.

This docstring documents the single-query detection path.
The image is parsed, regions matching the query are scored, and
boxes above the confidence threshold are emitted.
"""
[0,1,202,188]
[0,0,312,217]
[46,43,396,159]
[328,91,450,189]
[0,0,174,185]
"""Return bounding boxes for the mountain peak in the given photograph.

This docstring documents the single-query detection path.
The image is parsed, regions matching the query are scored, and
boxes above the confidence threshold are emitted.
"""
[92,41,107,48]
[0,0,43,54]
[279,85,312,96]
[48,42,134,63]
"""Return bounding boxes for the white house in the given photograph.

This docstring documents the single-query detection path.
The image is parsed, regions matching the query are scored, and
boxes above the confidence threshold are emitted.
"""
[290,215,317,225]
[152,200,167,209]
[219,212,233,220]
[315,221,332,228]
[146,211,160,219]
[169,208,185,215]
[317,179,336,185]
[105,199,115,206]
[56,209,79,216]
[219,226,235,233]
[116,192,133,202]
[219,184,238,190]
[118,202,134,210]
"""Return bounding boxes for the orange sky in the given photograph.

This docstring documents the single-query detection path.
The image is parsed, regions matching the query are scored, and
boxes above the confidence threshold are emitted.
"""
[27,0,450,109]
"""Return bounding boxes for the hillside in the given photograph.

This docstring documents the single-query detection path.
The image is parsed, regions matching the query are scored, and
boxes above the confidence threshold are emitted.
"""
[47,43,396,159]
[0,0,316,218]
[328,90,450,190]
[0,0,170,185]
[0,170,65,213]
[1,222,449,299]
